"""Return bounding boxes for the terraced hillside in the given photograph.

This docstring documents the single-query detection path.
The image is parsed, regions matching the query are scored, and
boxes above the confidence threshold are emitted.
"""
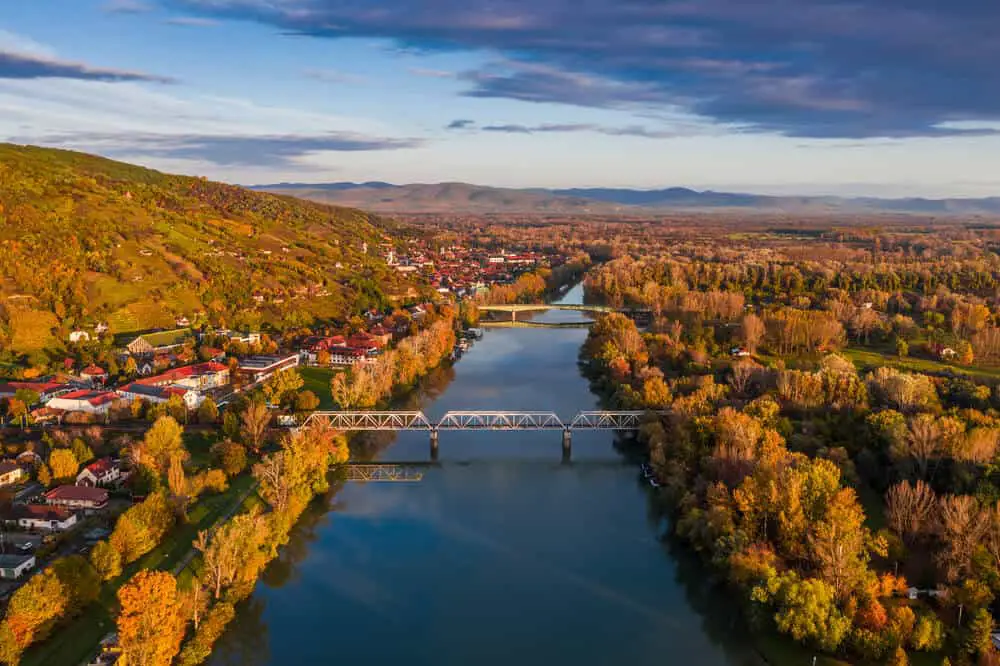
[0,144,418,363]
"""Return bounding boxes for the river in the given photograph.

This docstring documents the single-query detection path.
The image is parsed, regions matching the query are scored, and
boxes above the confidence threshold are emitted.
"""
[207,285,766,666]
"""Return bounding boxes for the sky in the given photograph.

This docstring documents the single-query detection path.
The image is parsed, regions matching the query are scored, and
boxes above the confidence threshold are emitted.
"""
[2,0,1000,197]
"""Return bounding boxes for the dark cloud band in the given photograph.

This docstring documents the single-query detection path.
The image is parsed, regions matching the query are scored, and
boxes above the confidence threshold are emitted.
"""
[0,51,174,83]
[168,0,1000,138]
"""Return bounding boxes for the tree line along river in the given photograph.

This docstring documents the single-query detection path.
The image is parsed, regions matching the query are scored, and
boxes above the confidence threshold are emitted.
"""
[206,284,771,666]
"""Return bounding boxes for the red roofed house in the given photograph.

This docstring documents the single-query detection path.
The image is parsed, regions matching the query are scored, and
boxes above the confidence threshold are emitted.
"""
[46,390,118,417]
[80,365,108,386]
[368,325,392,346]
[346,332,382,353]
[45,485,109,511]
[0,461,24,487]
[117,383,201,409]
[8,504,78,531]
[76,458,128,488]
[329,347,374,366]
[135,362,230,392]
[0,381,72,404]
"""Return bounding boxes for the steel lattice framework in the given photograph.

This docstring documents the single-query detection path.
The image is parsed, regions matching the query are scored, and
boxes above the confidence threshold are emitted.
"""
[311,411,432,431]
[437,411,565,430]
[569,411,647,430]
[300,410,653,432]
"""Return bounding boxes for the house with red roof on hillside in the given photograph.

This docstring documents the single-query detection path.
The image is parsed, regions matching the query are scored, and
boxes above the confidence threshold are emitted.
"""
[117,383,201,409]
[45,485,109,511]
[46,390,118,417]
[80,365,108,386]
[76,458,128,488]
[0,380,72,404]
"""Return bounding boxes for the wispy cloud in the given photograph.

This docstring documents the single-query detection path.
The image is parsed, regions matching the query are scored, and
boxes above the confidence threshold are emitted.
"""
[15,131,422,167]
[303,68,367,84]
[0,51,174,83]
[165,16,218,26]
[408,67,457,79]
[447,120,681,139]
[103,0,152,13]
[164,0,1000,139]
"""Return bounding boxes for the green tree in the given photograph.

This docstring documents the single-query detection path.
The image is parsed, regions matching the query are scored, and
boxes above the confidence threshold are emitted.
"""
[50,555,100,616]
[262,368,304,407]
[752,572,850,652]
[964,608,993,656]
[210,439,247,477]
[197,397,218,424]
[70,438,94,466]
[895,337,909,358]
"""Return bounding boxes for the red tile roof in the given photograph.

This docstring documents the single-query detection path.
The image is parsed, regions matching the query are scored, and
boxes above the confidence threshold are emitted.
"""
[58,390,118,406]
[136,361,228,386]
[45,485,108,504]
[83,458,116,477]
[81,365,106,376]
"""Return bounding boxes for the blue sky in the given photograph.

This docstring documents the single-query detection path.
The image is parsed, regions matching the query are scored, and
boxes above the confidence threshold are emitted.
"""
[2,0,999,196]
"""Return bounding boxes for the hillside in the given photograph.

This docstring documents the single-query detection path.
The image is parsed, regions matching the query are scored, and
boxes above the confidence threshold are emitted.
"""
[257,181,1000,216]
[0,144,419,363]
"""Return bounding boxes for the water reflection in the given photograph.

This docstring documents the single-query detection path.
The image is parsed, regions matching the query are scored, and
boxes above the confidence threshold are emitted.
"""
[208,285,766,666]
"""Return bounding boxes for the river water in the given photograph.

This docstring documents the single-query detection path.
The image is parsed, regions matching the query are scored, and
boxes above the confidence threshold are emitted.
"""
[208,285,765,666]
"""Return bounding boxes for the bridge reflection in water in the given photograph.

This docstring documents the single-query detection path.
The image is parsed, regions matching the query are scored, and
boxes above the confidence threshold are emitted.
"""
[303,410,656,461]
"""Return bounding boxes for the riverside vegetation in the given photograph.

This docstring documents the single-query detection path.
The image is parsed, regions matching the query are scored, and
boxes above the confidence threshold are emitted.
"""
[580,224,1000,665]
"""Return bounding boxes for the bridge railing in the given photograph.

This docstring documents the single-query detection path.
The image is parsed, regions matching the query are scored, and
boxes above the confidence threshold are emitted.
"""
[437,411,565,430]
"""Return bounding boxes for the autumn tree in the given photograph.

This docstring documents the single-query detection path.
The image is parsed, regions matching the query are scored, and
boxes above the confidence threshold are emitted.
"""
[240,400,270,453]
[808,487,877,599]
[50,555,100,617]
[886,480,937,544]
[211,439,248,477]
[741,313,765,354]
[4,567,68,651]
[261,368,304,407]
[936,494,988,582]
[117,570,186,666]
[47,448,78,483]
[294,390,320,412]
[197,397,219,424]
[90,540,122,581]
[138,415,187,472]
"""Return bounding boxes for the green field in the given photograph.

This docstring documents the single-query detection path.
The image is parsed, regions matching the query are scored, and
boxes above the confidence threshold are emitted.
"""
[300,366,338,410]
[843,347,1000,381]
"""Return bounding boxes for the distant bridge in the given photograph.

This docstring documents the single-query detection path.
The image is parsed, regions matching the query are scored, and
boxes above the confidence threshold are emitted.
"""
[301,410,655,458]
[476,303,651,325]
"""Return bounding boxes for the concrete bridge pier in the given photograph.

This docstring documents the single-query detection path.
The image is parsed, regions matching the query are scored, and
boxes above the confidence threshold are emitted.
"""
[561,428,572,460]
[430,429,439,461]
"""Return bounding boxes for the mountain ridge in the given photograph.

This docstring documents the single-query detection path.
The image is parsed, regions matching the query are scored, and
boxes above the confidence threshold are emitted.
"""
[254,181,1000,215]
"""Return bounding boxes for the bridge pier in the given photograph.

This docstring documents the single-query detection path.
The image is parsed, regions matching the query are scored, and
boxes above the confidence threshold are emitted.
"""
[562,428,572,459]
[430,429,439,460]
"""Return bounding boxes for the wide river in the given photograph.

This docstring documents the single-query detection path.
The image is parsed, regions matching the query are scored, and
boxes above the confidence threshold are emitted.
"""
[208,285,766,666]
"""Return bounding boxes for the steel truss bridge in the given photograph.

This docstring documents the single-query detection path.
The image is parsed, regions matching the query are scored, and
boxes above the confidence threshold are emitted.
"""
[301,410,649,432]
[300,410,654,459]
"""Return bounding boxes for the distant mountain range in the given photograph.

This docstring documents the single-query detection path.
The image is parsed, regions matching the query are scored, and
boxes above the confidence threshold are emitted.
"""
[254,181,1000,216]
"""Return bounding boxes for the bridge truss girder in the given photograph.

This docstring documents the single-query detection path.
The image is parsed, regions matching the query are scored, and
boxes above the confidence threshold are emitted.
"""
[437,411,565,430]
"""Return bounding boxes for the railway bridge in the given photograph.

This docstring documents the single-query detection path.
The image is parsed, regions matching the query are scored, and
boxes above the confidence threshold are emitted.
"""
[299,410,656,459]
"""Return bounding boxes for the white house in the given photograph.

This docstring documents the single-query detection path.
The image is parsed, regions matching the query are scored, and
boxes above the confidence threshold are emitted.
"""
[46,390,118,416]
[0,554,35,580]
[0,461,24,487]
[76,458,127,487]
[68,330,90,343]
[117,383,202,409]
[9,504,78,531]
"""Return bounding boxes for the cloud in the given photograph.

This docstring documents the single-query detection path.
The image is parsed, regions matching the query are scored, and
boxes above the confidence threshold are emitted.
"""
[17,131,421,166]
[0,51,174,83]
[165,16,219,26]
[103,0,152,13]
[447,120,680,138]
[163,0,1000,138]
[303,68,366,84]
[408,67,457,79]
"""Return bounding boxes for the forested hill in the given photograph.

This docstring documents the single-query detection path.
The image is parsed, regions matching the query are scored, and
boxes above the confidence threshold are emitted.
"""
[0,144,417,362]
